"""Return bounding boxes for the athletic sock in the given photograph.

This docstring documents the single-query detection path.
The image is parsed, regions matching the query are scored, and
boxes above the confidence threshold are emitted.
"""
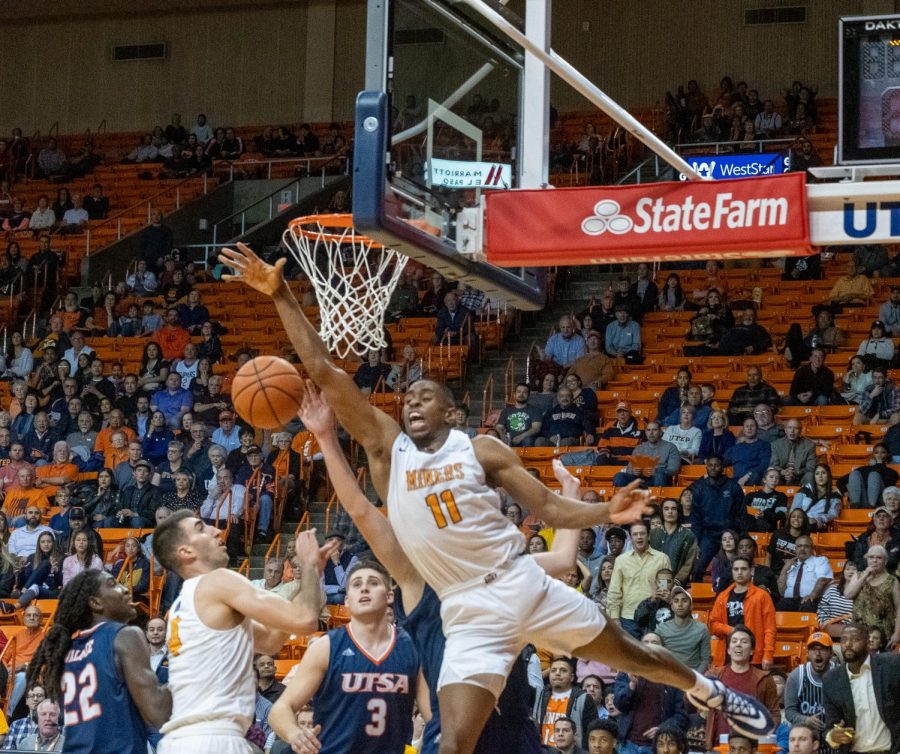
[688,671,716,701]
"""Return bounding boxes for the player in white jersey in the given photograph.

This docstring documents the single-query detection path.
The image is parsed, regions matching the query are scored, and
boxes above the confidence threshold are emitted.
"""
[219,243,776,754]
[152,510,334,754]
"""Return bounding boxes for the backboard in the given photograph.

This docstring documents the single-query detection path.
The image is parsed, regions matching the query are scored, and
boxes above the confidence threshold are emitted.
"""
[353,0,547,309]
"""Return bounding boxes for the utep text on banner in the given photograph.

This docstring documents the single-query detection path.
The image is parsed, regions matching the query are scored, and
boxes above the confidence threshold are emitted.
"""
[484,173,812,266]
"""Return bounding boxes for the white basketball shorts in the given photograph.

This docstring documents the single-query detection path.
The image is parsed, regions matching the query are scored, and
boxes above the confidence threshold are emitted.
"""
[437,554,606,698]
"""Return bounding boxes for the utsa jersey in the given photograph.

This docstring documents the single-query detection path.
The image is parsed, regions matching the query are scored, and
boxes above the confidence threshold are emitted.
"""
[313,624,418,754]
[395,584,543,754]
[387,430,525,598]
[62,621,148,754]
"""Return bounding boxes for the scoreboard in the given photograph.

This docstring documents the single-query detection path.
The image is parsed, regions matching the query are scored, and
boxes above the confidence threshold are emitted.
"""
[840,14,900,164]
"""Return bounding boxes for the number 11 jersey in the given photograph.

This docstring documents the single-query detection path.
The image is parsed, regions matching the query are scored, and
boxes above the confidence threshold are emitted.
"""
[387,430,525,599]
[62,621,149,754]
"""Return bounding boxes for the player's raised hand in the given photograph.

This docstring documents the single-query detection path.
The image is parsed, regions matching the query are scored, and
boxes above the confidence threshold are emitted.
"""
[297,380,335,436]
[607,479,654,524]
[289,723,322,754]
[552,459,581,499]
[295,528,339,576]
[218,242,287,296]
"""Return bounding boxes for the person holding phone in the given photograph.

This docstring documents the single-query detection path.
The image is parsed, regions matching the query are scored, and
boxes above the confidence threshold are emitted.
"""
[634,568,676,636]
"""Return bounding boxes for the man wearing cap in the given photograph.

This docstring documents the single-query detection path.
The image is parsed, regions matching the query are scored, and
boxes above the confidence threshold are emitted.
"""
[63,507,104,554]
[612,421,681,488]
[235,445,276,543]
[150,372,194,430]
[212,410,242,453]
[785,632,836,741]
[877,286,900,335]
[857,321,894,367]
[322,530,357,605]
[829,259,874,308]
[604,305,642,363]
[607,521,671,639]
[570,402,644,468]
[657,586,711,672]
[709,557,776,669]
[118,459,160,527]
[823,621,900,754]
[853,365,900,426]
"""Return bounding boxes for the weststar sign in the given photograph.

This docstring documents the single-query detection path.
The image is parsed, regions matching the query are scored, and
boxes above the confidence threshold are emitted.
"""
[484,173,812,266]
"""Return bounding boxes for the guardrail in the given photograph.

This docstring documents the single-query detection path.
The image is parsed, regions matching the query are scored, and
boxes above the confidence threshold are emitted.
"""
[675,136,796,155]
[223,153,348,181]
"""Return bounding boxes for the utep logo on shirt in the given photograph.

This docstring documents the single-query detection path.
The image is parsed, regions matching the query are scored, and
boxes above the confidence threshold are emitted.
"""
[340,672,410,694]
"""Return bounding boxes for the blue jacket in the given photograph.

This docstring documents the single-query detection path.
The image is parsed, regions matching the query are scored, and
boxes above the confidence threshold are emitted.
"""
[689,474,745,538]
[724,439,772,485]
[664,403,710,428]
[540,404,594,441]
[699,429,736,460]
[613,672,688,743]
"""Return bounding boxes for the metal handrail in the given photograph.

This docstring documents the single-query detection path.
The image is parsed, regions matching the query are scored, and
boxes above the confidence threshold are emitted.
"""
[616,154,662,185]
[210,178,304,250]
[225,154,347,181]
[675,136,796,155]
[48,121,58,140]
[84,172,209,255]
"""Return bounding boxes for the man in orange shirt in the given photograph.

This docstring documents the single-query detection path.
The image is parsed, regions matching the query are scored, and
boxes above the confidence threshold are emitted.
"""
[157,307,191,361]
[3,467,50,521]
[95,409,136,456]
[1,605,45,715]
[103,430,130,470]
[34,441,79,497]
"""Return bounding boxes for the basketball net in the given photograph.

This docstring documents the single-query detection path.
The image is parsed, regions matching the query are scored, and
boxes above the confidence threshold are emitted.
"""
[283,214,409,359]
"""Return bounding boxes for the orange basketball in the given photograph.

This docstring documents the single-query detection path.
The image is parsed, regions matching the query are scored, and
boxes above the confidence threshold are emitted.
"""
[230,356,305,429]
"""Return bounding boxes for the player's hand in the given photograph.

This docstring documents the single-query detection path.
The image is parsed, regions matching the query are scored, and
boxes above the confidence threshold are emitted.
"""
[219,242,287,297]
[289,723,322,753]
[606,479,653,524]
[551,459,581,499]
[295,528,339,575]
[297,380,336,437]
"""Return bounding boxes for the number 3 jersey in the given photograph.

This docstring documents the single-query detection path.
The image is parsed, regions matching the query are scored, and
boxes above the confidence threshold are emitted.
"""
[387,430,526,599]
[63,621,149,754]
[313,624,418,754]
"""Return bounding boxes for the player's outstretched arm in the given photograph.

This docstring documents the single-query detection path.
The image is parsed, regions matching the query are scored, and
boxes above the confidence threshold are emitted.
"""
[531,462,582,578]
[114,625,173,728]
[218,243,400,454]
[475,439,652,529]
[298,383,422,598]
[270,634,330,753]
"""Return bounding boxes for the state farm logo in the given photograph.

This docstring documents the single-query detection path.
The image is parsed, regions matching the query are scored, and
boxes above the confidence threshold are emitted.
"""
[581,200,634,235]
[580,192,789,236]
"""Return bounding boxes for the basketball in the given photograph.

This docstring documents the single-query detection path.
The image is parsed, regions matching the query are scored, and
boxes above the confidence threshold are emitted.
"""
[230,356,304,429]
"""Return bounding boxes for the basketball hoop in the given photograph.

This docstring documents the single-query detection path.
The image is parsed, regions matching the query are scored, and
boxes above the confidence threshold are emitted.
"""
[282,214,409,359]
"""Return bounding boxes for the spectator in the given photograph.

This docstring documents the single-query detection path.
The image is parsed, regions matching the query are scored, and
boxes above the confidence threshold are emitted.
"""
[853,506,900,569]
[656,585,710,672]
[854,365,900,425]
[551,716,586,754]
[662,384,709,428]
[662,405,702,461]
[767,508,812,577]
[151,373,193,430]
[846,446,898,509]
[567,331,614,389]
[753,100,783,137]
[37,139,66,178]
[699,409,736,460]
[612,421,681,489]
[565,373,598,427]
[540,315,587,373]
[877,285,900,334]
[211,412,241,453]
[689,455,745,582]
[745,467,788,532]
[606,521,671,638]
[787,348,837,407]
[727,367,781,425]
[219,128,244,160]
[784,307,847,368]
[235,444,275,541]
[535,387,594,447]
[790,463,842,531]
[118,460,159,527]
[255,655,286,705]
[2,684,44,748]
[433,291,476,347]
[82,183,109,220]
[845,545,900,647]
[784,631,835,735]
[648,499,697,584]
[857,320,894,367]
[656,367,691,422]
[141,411,173,466]
[711,529,740,594]
[565,401,644,467]
[1,197,29,235]
[737,536,780,597]
[633,569,676,635]
[853,244,888,278]
[384,270,420,322]
[534,657,598,749]
[27,195,55,234]
[657,273,686,312]
[139,209,174,269]
[63,140,101,179]
[613,633,687,754]
[841,355,873,405]
[777,534,833,611]
[605,306,642,363]
[628,263,659,315]
[823,622,899,753]
[157,308,191,362]
[725,418,772,487]
[110,536,151,597]
[718,308,773,357]
[497,383,542,447]
[322,531,357,605]
[829,259,874,307]
[769,419,817,486]
[192,114,213,144]
[704,626,780,749]
[126,260,158,296]
[352,349,393,395]
[62,529,103,585]
[817,561,858,631]
[710,557,777,668]
[123,134,159,164]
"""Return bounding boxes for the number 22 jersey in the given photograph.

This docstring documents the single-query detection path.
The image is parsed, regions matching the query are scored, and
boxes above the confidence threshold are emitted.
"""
[386,430,525,599]
[62,621,149,754]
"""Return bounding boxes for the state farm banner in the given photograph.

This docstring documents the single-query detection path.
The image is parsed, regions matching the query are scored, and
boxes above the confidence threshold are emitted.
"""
[484,173,812,266]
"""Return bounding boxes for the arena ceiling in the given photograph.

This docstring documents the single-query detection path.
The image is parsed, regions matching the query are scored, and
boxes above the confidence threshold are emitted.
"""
[0,0,314,23]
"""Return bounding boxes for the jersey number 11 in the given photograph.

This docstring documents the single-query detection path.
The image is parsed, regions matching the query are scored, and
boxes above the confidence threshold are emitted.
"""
[425,489,462,528]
